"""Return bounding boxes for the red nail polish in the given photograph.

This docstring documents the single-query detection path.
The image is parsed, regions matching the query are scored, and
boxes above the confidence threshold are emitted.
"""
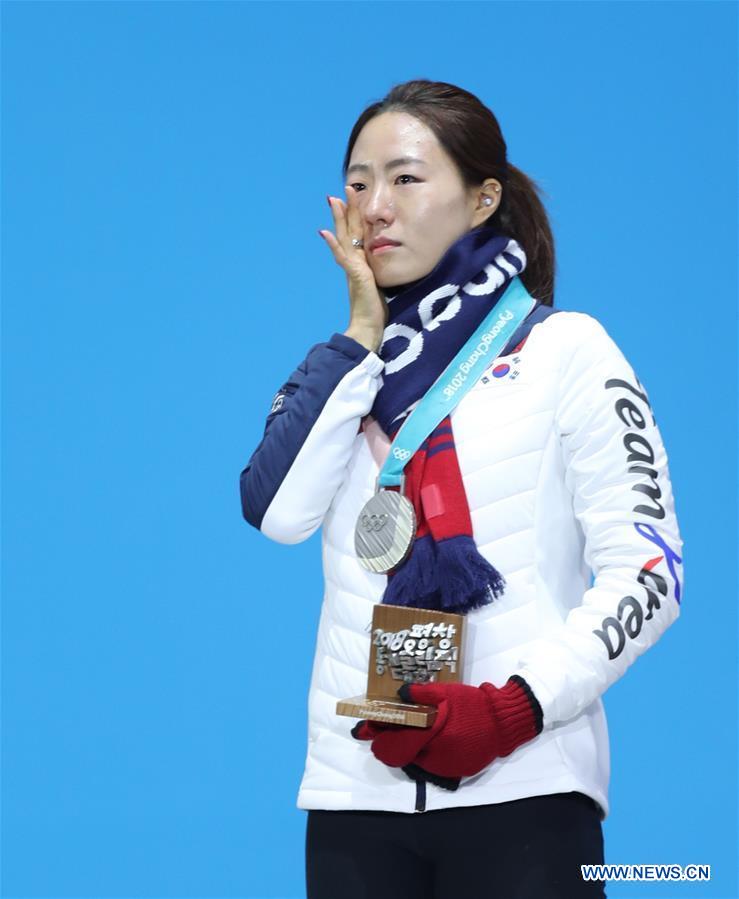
[326,195,332,207]
[318,229,325,239]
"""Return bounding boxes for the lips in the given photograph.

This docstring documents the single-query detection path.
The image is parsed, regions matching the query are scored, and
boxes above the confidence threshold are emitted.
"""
[370,238,401,253]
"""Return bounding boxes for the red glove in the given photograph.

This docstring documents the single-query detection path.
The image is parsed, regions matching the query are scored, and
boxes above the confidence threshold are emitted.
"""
[351,676,543,779]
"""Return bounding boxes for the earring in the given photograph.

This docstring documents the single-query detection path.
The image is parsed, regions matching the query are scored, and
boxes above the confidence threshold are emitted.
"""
[483,197,493,206]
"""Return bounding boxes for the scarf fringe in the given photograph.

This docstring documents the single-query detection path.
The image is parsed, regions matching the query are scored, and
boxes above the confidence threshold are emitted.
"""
[383,534,506,615]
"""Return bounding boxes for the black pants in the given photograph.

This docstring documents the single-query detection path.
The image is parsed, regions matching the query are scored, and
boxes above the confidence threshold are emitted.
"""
[306,791,606,899]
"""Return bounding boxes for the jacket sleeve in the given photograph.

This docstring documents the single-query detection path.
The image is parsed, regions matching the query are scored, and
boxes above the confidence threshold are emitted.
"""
[239,332,385,544]
[510,312,684,729]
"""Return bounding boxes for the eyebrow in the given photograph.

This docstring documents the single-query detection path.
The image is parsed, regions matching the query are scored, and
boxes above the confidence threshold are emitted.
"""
[346,156,428,176]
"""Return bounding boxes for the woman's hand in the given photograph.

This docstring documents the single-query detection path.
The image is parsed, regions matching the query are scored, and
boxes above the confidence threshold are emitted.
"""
[319,184,388,353]
[351,678,543,779]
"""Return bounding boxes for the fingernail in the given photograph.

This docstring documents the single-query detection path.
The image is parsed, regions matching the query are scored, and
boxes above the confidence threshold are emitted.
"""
[326,195,332,207]
[317,229,325,239]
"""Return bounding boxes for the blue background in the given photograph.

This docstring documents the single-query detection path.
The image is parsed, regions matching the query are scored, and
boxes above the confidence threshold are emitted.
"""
[2,2,736,897]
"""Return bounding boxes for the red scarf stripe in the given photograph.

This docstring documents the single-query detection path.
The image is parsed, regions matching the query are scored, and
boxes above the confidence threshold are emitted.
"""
[428,434,453,450]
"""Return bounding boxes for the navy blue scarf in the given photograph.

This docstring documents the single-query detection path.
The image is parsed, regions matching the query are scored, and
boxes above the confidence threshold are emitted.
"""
[371,228,528,432]
[368,227,533,614]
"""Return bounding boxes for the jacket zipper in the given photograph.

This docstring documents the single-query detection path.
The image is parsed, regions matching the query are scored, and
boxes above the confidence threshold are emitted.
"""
[414,778,427,812]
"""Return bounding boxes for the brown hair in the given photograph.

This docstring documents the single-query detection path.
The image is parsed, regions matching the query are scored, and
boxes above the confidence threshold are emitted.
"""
[342,79,556,306]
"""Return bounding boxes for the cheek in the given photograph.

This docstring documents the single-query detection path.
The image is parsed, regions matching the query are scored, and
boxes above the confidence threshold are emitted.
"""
[411,202,465,256]
[414,194,464,230]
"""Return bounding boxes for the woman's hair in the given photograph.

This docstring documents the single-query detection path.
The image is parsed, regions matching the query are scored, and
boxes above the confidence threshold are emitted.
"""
[342,79,556,306]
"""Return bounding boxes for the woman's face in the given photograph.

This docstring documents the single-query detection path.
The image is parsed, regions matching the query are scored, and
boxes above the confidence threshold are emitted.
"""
[346,111,500,291]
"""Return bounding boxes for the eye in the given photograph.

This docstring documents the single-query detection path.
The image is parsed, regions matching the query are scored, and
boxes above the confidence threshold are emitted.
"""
[349,174,420,192]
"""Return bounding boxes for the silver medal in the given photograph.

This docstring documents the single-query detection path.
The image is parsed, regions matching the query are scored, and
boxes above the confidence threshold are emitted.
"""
[355,473,417,573]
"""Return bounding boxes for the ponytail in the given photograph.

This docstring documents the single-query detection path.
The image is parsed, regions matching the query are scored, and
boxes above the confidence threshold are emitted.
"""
[495,164,556,306]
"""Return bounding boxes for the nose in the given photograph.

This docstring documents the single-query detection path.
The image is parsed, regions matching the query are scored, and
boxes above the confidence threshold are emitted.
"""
[360,182,395,229]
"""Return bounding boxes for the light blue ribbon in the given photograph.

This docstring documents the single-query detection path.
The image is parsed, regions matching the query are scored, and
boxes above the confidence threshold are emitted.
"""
[379,276,536,488]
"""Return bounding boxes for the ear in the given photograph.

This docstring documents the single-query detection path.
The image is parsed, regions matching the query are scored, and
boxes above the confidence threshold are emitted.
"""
[469,178,502,229]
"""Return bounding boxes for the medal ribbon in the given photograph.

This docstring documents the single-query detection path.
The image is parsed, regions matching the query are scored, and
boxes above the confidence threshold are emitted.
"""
[378,276,536,488]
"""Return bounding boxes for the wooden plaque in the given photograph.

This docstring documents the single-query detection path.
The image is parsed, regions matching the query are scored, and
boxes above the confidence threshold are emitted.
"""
[336,603,465,728]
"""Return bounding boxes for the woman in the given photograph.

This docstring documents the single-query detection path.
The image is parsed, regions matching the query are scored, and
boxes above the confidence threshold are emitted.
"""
[239,79,684,899]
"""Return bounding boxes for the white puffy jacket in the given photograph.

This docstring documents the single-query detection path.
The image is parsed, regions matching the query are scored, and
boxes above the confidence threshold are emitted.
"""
[239,308,684,820]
